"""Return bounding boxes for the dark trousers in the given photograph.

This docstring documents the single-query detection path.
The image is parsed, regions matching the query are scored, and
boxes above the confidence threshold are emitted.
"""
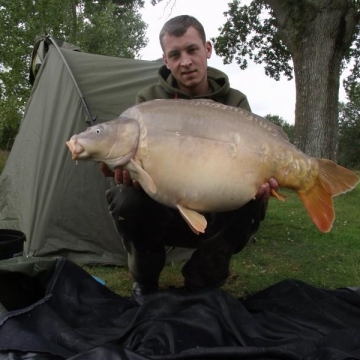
[106,185,266,291]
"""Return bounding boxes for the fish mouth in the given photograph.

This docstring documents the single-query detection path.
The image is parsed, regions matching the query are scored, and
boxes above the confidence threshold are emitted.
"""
[66,138,85,160]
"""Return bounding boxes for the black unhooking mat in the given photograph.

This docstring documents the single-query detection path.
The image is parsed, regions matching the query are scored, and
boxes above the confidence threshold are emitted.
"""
[1,257,360,360]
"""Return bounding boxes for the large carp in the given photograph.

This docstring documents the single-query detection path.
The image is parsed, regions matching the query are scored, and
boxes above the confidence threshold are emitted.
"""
[67,99,359,234]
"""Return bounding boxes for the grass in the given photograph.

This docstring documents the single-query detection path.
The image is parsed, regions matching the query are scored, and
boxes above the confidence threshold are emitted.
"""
[85,181,360,298]
[1,150,359,298]
[223,184,360,296]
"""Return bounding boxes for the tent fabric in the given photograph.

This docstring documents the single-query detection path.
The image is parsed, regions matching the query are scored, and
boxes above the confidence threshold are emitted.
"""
[0,37,194,265]
[30,36,82,84]
[1,256,360,360]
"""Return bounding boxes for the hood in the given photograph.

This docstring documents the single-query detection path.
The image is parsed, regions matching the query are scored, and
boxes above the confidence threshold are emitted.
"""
[157,65,231,100]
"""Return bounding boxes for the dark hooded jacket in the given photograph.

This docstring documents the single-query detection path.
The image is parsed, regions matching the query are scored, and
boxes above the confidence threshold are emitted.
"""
[136,65,251,110]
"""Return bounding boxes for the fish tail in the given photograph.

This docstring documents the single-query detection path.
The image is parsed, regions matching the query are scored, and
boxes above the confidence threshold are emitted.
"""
[297,159,359,233]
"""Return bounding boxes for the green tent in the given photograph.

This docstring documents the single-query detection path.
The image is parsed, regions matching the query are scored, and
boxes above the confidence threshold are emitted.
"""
[0,36,193,265]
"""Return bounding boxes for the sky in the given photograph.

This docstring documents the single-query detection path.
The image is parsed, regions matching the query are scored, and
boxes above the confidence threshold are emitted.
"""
[139,0,348,125]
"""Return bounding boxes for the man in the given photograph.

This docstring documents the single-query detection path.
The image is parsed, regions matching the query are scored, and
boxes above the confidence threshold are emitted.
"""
[102,15,278,296]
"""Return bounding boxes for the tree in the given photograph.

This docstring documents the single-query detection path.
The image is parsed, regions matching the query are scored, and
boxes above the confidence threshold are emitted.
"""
[338,83,360,168]
[0,0,147,149]
[265,114,295,143]
[213,0,360,160]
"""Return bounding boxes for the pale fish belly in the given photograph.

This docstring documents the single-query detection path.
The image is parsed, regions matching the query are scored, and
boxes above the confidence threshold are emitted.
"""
[134,126,270,212]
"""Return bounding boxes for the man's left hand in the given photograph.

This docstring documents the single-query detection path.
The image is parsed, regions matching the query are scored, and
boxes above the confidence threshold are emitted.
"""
[255,178,279,202]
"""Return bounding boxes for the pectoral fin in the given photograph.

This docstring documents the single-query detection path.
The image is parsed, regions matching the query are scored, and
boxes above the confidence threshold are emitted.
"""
[177,204,207,235]
[130,159,157,195]
[271,189,286,201]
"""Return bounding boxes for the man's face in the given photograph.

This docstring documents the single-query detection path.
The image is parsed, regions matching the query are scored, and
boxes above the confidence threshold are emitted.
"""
[162,26,212,96]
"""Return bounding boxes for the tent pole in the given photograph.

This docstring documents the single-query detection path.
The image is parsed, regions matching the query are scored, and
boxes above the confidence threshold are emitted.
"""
[49,36,96,126]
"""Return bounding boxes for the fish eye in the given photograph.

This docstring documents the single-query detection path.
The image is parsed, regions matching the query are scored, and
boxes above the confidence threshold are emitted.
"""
[95,128,102,134]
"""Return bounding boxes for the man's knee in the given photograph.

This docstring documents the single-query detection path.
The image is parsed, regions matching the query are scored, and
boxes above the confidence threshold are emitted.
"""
[106,185,174,249]
[106,185,151,222]
[181,199,268,290]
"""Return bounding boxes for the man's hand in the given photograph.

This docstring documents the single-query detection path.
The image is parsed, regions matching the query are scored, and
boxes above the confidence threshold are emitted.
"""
[254,178,279,202]
[99,162,141,189]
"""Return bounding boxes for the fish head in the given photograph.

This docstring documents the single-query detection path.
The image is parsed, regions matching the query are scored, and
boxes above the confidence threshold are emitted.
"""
[66,117,140,169]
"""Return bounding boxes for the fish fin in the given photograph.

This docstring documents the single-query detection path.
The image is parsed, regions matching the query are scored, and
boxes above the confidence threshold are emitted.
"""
[271,189,286,202]
[192,99,215,104]
[252,112,289,141]
[297,159,359,233]
[129,159,157,195]
[177,204,207,235]
[316,159,359,196]
[297,179,334,233]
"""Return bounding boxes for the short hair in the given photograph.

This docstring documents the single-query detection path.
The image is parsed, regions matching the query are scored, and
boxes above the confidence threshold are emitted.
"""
[159,15,206,49]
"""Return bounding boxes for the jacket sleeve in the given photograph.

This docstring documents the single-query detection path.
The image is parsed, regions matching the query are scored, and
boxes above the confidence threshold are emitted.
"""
[224,88,252,112]
[135,91,148,104]
[135,84,171,104]
[238,96,251,112]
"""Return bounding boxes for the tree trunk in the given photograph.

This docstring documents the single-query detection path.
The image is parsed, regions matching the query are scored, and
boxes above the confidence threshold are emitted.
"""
[292,13,343,160]
[266,0,358,160]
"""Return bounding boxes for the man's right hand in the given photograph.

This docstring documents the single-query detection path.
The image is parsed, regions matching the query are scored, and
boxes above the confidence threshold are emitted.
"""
[99,162,141,189]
